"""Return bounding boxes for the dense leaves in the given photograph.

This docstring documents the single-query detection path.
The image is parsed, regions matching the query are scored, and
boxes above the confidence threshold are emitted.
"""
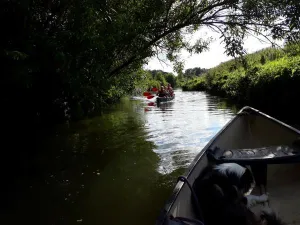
[181,44,300,108]
[131,69,177,95]
[1,0,300,123]
[148,70,177,87]
[184,67,208,77]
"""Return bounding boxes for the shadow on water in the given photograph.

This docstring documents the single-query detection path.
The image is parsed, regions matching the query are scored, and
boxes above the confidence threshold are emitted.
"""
[3,89,299,225]
[4,98,182,225]
[203,92,300,129]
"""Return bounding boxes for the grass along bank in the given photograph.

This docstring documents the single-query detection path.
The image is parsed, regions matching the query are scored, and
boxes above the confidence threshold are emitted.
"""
[181,44,300,108]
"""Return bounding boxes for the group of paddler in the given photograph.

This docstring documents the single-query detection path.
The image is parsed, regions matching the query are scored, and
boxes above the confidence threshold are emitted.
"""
[143,83,174,99]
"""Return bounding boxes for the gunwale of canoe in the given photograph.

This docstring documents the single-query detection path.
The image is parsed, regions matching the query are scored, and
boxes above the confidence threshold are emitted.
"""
[156,96,175,104]
[156,106,300,225]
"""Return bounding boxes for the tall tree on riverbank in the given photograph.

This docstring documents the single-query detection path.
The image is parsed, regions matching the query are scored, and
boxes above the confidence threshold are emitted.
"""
[184,68,208,77]
[1,0,300,122]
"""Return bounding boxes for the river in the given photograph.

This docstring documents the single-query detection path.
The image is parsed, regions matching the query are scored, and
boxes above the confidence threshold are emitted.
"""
[6,89,296,225]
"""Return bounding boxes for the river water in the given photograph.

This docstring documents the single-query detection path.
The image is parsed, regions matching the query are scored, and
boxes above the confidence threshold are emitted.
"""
[6,90,250,225]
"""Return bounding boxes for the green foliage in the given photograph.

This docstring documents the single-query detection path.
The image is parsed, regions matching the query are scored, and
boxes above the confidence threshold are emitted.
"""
[181,76,206,91]
[182,44,300,107]
[146,70,176,87]
[164,73,177,88]
[284,42,300,56]
[154,73,168,86]
[2,0,300,123]
[133,70,161,91]
[132,69,177,94]
[184,67,208,78]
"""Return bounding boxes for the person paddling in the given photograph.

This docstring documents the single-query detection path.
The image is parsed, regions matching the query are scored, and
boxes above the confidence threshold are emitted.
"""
[157,86,167,97]
[167,83,174,97]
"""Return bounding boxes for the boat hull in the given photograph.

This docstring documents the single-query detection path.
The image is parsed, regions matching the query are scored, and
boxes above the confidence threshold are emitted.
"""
[156,95,175,104]
[156,106,300,225]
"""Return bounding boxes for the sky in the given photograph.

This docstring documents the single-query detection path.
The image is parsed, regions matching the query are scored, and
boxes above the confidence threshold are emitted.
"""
[144,28,284,73]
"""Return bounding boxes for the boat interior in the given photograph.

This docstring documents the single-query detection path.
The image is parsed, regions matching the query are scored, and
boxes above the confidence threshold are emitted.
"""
[164,108,300,225]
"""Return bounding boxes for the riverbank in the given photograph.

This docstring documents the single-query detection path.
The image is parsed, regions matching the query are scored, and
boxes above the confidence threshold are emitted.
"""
[182,44,300,112]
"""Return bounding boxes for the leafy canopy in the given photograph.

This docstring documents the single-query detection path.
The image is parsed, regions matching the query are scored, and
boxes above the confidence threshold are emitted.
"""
[2,0,300,121]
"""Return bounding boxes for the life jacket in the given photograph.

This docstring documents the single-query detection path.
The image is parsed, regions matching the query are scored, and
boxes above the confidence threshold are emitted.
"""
[167,87,174,96]
[158,90,166,97]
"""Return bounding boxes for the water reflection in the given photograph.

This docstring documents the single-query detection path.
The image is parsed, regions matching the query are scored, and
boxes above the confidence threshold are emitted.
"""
[144,90,235,174]
[6,90,237,225]
[8,100,174,225]
[157,102,175,111]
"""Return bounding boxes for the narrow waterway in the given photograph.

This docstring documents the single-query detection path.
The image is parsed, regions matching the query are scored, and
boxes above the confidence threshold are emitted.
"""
[5,90,251,225]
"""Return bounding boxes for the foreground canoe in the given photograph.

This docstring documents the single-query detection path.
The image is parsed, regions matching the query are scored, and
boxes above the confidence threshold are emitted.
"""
[156,106,300,225]
[156,95,175,104]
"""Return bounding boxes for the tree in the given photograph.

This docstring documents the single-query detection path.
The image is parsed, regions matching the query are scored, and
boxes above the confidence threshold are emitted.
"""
[164,73,177,87]
[147,70,177,87]
[184,68,208,78]
[108,0,300,77]
[2,0,300,122]
[260,55,266,65]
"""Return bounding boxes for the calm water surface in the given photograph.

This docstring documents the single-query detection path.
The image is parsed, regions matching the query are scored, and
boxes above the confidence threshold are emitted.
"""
[9,90,239,225]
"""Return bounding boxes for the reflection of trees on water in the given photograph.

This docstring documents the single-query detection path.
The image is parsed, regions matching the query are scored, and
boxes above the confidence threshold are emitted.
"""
[143,100,175,112]
[205,93,240,114]
[204,92,300,128]
[157,101,175,111]
[10,99,176,225]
